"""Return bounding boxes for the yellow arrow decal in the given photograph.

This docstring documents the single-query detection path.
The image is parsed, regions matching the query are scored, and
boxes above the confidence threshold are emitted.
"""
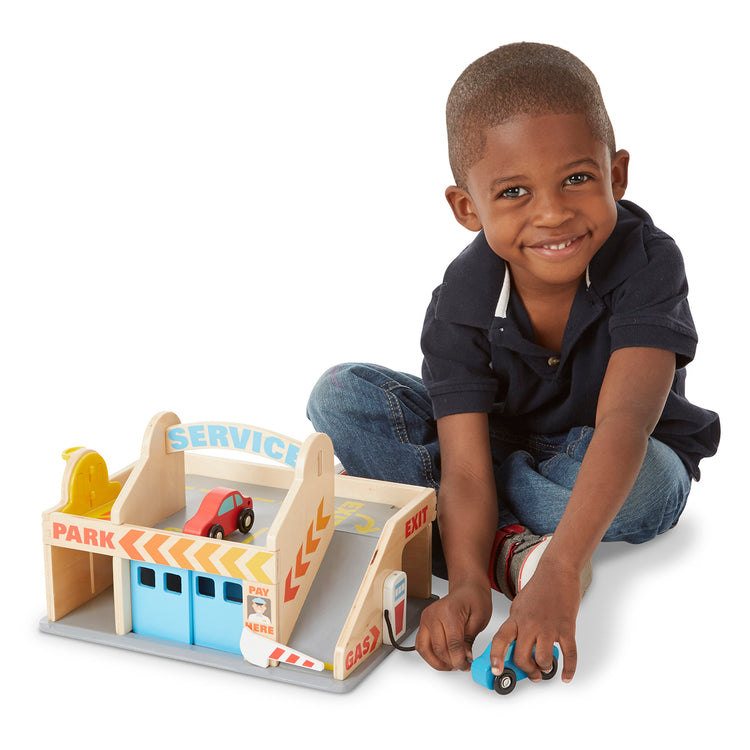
[353,514,380,534]
[220,546,246,579]
[243,551,274,584]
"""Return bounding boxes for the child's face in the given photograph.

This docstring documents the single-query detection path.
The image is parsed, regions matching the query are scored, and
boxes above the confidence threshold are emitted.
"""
[446,112,629,296]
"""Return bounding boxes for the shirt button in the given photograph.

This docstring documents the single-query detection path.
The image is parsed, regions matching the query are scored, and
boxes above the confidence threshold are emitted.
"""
[547,355,561,367]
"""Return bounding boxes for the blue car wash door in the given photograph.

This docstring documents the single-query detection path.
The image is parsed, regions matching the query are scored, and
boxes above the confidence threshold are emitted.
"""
[130,562,193,644]
[192,573,245,654]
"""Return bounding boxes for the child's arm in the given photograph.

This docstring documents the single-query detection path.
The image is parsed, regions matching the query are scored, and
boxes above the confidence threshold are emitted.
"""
[415,412,497,671]
[489,346,677,683]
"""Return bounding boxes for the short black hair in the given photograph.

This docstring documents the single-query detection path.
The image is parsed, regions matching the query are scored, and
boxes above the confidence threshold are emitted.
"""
[447,42,616,189]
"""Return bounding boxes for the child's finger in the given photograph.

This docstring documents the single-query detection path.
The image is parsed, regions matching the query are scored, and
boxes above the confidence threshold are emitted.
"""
[489,620,517,675]
[533,639,557,676]
[513,634,543,682]
[415,620,449,671]
[559,634,578,683]
[416,618,470,671]
[441,618,474,671]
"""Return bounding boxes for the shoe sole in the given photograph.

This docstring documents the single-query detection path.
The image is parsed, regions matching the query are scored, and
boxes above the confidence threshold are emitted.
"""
[517,535,594,598]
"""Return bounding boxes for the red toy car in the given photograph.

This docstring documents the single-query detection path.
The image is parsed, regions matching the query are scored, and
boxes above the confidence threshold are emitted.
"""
[183,487,255,539]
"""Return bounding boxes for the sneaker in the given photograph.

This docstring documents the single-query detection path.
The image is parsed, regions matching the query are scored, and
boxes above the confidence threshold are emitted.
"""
[489,524,592,600]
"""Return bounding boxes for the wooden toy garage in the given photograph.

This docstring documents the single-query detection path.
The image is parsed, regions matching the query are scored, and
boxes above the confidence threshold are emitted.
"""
[40,411,436,692]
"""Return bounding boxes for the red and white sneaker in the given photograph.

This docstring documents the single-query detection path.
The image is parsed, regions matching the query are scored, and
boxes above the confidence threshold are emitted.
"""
[489,524,592,600]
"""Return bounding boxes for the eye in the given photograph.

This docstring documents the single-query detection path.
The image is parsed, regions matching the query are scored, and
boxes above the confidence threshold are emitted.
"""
[498,185,529,199]
[564,173,591,186]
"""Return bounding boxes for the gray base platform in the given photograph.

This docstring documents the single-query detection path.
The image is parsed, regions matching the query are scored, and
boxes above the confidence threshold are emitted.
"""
[39,588,435,693]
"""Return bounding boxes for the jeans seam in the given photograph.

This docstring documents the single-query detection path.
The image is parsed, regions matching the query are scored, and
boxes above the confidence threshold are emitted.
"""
[531,437,563,454]
[380,379,439,489]
[565,426,592,459]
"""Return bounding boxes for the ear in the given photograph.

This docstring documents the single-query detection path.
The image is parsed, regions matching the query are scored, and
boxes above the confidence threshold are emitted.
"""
[610,149,629,201]
[445,185,483,232]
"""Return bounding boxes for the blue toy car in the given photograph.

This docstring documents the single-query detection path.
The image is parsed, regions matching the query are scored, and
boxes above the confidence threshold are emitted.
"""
[471,641,559,694]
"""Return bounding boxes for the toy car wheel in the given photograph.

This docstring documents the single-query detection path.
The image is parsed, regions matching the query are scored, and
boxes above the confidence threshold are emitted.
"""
[238,508,255,534]
[541,656,558,681]
[209,524,224,539]
[494,668,517,695]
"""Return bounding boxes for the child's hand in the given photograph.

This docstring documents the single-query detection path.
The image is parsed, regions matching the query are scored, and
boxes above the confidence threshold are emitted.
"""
[415,579,492,671]
[490,562,582,683]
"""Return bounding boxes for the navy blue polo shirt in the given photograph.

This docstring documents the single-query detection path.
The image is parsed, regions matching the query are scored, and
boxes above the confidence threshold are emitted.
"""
[421,200,720,479]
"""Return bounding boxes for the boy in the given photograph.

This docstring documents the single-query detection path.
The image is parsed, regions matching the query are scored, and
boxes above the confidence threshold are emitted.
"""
[307,43,719,683]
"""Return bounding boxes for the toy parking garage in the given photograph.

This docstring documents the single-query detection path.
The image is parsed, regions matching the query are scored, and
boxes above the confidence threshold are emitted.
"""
[40,411,436,692]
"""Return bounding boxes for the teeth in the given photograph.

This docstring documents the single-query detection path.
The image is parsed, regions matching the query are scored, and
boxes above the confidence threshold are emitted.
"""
[544,239,574,250]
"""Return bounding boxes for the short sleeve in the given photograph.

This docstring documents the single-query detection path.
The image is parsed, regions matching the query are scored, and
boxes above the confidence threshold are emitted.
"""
[607,228,698,369]
[420,286,498,418]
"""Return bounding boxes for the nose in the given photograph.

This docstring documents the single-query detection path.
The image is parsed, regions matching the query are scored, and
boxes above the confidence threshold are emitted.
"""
[532,190,574,228]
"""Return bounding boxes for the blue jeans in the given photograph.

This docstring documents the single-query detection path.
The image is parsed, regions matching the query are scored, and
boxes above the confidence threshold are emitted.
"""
[307,364,691,574]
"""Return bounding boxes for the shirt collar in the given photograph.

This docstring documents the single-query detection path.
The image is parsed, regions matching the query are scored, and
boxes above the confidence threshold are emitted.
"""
[494,262,512,317]
[587,200,651,295]
[434,230,505,327]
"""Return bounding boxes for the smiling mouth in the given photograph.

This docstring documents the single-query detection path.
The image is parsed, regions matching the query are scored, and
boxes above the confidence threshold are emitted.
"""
[527,234,586,257]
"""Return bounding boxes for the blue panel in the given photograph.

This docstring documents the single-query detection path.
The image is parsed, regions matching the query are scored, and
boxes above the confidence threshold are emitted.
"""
[130,562,192,644]
[191,572,244,654]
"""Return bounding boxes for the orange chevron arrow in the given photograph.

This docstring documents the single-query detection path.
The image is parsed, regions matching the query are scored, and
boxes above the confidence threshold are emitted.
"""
[284,569,299,602]
[220,545,246,579]
[143,533,170,566]
[193,541,221,575]
[316,498,331,531]
[305,523,320,555]
[120,529,145,561]
[170,537,195,571]
[294,546,310,578]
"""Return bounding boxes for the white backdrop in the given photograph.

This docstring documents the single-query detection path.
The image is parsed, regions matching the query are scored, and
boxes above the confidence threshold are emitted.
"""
[3,1,744,746]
